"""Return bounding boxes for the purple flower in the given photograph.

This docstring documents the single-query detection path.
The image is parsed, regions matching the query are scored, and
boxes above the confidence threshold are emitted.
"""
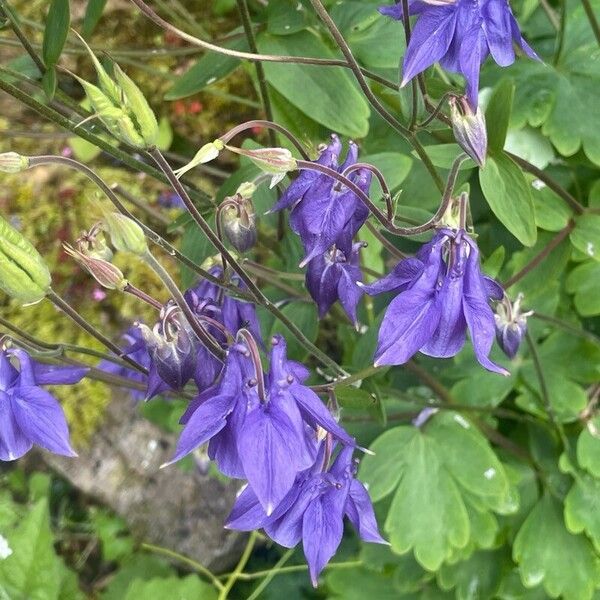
[226,445,386,586]
[98,326,169,401]
[306,243,364,325]
[168,335,355,514]
[363,229,508,374]
[0,349,86,461]
[380,0,539,108]
[186,266,262,344]
[271,135,372,266]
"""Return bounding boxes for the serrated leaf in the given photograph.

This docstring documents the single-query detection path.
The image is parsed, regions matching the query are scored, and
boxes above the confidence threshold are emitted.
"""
[486,79,515,153]
[165,37,248,100]
[576,420,600,478]
[564,473,600,553]
[566,260,600,316]
[479,153,537,246]
[570,214,600,261]
[256,31,371,138]
[513,494,600,600]
[43,0,70,68]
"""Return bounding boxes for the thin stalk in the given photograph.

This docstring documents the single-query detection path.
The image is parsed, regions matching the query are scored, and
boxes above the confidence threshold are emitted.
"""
[142,250,226,360]
[141,543,224,591]
[312,364,382,393]
[342,162,393,219]
[128,0,398,91]
[553,0,567,65]
[582,0,600,46]
[220,559,362,581]
[218,531,258,600]
[236,0,276,146]
[0,0,45,72]
[365,222,407,261]
[246,549,295,600]
[150,148,346,376]
[46,289,146,373]
[503,222,574,289]
[400,0,419,130]
[124,282,163,310]
[532,313,600,347]
[525,331,569,450]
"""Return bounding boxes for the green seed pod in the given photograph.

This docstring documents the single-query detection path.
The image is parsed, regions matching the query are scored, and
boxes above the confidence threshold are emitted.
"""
[0,152,30,173]
[113,63,158,149]
[0,215,51,303]
[103,212,148,256]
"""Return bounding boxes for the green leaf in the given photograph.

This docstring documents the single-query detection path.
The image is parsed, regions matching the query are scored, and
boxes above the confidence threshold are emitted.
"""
[256,31,370,138]
[43,0,70,68]
[361,152,412,197]
[479,153,537,246]
[486,79,515,153]
[505,127,555,170]
[0,499,83,600]
[122,575,217,600]
[530,181,572,232]
[267,0,313,35]
[564,473,600,553]
[576,418,600,478]
[566,261,600,316]
[42,67,57,101]
[165,37,248,100]
[179,215,216,288]
[412,144,476,170]
[570,214,600,261]
[82,0,107,38]
[513,494,600,600]
[327,566,403,599]
[270,302,318,360]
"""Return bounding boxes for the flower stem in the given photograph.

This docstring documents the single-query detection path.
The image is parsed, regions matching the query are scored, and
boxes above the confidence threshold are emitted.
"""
[141,543,224,592]
[150,148,346,376]
[246,548,295,600]
[0,0,45,73]
[582,0,600,47]
[45,289,147,374]
[218,531,258,600]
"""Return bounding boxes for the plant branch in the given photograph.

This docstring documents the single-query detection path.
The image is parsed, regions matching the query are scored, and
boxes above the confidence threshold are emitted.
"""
[218,531,258,600]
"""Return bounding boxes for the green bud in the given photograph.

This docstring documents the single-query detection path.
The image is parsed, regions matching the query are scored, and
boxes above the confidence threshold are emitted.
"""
[225,145,297,187]
[63,243,127,291]
[0,214,51,303]
[173,140,224,178]
[113,63,159,148]
[102,212,148,256]
[221,194,257,253]
[0,152,30,173]
[235,181,257,199]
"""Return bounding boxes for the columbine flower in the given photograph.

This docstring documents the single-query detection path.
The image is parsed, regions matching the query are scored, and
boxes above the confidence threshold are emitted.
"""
[450,95,488,166]
[186,266,262,344]
[271,135,372,266]
[380,0,539,108]
[306,243,364,325]
[137,301,198,393]
[226,444,386,586]
[363,229,508,374]
[167,335,355,514]
[495,292,532,358]
[0,349,86,461]
[98,326,169,401]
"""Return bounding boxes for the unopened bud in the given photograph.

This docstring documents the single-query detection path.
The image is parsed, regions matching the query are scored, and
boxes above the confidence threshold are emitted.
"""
[173,140,224,178]
[220,194,257,253]
[495,293,533,359]
[102,212,147,256]
[225,146,297,188]
[450,95,488,167]
[0,152,30,173]
[76,224,113,261]
[0,214,51,303]
[63,243,127,290]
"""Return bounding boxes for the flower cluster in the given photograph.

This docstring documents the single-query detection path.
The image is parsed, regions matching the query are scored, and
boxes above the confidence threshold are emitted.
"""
[0,348,85,460]
[381,0,539,108]
[271,135,372,325]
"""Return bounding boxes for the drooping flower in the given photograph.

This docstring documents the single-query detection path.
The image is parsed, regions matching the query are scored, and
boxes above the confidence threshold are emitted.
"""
[226,444,386,586]
[0,349,86,461]
[306,243,364,325]
[363,229,508,374]
[168,335,355,514]
[495,292,532,359]
[380,0,539,108]
[98,326,170,401]
[186,265,262,344]
[271,135,372,266]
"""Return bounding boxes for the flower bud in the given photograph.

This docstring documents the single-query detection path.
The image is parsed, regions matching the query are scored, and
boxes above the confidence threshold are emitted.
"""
[494,293,533,359]
[63,243,127,290]
[0,214,51,303]
[220,194,257,253]
[173,140,225,179]
[102,212,148,256]
[225,146,297,188]
[76,224,113,261]
[450,95,488,167]
[0,152,29,173]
